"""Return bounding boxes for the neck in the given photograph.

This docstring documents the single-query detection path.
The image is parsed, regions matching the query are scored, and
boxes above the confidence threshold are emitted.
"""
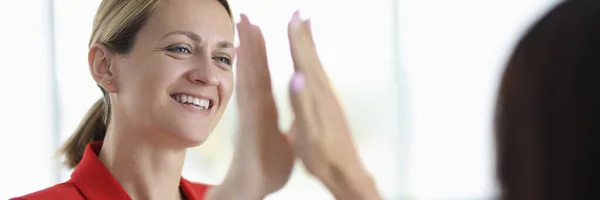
[99,120,187,200]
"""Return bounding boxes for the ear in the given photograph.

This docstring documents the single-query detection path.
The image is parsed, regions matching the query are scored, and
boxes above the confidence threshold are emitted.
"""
[89,43,117,93]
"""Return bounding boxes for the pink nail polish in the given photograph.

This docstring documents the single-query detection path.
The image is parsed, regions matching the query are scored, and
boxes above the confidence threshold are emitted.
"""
[240,13,251,25]
[291,73,305,92]
[293,10,300,19]
[291,11,302,29]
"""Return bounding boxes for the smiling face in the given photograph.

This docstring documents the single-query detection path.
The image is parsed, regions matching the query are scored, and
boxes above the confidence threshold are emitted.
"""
[108,0,235,146]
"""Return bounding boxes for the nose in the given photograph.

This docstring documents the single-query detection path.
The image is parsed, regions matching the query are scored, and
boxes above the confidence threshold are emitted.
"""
[187,58,219,86]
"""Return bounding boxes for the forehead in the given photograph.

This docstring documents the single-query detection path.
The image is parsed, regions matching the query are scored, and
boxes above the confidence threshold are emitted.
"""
[143,0,234,41]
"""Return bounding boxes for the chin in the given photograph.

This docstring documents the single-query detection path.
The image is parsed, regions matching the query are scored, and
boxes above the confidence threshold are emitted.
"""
[160,117,215,147]
[176,129,212,147]
[184,137,208,147]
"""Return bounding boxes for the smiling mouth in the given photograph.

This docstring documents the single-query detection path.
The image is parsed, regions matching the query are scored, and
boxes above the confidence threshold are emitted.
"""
[171,94,213,111]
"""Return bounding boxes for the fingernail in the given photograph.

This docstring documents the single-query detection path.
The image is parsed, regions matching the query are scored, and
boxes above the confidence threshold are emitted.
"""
[291,10,301,29]
[293,10,300,19]
[306,19,312,31]
[291,72,305,92]
[239,13,251,25]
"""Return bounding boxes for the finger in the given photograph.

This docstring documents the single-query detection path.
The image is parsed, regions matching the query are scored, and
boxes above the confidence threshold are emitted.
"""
[235,14,255,94]
[287,13,342,120]
[235,14,278,122]
[250,25,273,92]
[288,12,346,124]
[287,11,330,93]
[289,72,320,139]
[236,14,272,94]
[287,13,349,138]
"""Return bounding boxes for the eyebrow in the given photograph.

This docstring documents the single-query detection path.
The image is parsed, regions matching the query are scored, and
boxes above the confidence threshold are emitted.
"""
[161,30,234,49]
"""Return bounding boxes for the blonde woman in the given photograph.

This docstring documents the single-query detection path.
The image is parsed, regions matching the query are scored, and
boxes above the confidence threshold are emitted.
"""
[12,0,382,199]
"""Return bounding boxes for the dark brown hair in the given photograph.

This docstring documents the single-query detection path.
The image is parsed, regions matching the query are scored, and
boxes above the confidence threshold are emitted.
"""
[495,0,600,199]
[58,0,232,169]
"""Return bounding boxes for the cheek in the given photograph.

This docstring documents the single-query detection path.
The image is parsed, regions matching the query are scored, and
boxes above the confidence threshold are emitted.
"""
[120,58,182,99]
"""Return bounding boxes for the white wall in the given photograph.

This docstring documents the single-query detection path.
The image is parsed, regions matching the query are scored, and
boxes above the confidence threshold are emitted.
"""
[0,0,56,199]
[397,0,558,198]
[52,0,103,181]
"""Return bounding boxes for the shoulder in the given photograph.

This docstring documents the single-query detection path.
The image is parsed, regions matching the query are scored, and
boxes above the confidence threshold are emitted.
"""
[10,181,84,200]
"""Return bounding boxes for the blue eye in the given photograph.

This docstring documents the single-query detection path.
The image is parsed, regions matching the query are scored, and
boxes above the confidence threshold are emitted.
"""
[166,45,192,54]
[214,56,232,66]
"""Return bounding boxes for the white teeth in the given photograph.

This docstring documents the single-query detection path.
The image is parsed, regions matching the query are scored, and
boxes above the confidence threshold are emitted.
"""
[173,94,211,110]
[181,96,187,103]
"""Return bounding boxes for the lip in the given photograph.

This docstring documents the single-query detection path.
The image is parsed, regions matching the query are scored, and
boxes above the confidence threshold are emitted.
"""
[169,92,217,112]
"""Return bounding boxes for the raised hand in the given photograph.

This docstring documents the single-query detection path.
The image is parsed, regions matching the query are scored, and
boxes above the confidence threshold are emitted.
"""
[287,11,383,200]
[206,14,295,200]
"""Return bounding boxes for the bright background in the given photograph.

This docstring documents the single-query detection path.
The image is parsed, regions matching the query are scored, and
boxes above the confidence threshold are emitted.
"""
[0,0,558,199]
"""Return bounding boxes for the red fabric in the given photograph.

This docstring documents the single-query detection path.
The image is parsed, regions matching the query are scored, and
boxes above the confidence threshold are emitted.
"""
[11,141,211,200]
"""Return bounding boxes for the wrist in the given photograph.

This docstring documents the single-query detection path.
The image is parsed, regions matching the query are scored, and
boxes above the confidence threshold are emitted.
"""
[320,164,382,200]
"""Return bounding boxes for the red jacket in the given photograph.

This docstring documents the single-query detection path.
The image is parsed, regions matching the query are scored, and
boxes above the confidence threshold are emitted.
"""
[11,141,211,200]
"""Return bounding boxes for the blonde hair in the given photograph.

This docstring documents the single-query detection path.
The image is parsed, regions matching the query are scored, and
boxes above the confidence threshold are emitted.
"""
[59,0,232,169]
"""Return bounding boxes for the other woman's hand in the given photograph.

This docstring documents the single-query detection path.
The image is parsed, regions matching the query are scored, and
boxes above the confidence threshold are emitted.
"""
[287,11,383,200]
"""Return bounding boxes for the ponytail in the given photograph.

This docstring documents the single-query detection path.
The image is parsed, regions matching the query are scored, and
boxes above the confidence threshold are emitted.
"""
[57,98,108,169]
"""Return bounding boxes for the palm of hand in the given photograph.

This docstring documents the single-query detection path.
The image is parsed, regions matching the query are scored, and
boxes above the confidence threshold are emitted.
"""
[223,14,295,197]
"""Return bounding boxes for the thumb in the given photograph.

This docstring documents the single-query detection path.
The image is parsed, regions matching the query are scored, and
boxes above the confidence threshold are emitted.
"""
[288,72,320,141]
[288,73,310,157]
[289,72,309,123]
